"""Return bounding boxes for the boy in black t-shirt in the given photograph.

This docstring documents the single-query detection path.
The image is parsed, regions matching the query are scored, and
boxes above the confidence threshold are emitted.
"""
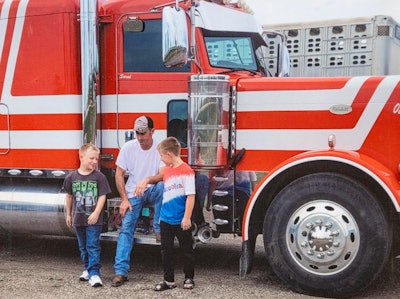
[63,143,111,287]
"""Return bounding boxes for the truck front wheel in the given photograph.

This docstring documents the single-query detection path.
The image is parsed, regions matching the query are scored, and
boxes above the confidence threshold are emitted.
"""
[263,173,391,297]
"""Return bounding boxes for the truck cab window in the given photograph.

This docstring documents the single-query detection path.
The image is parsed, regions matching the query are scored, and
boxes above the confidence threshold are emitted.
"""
[123,19,190,72]
[167,100,188,148]
[204,36,257,71]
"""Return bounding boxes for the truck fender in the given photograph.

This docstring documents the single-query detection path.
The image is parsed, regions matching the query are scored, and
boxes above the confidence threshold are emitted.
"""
[243,150,400,240]
[239,150,400,278]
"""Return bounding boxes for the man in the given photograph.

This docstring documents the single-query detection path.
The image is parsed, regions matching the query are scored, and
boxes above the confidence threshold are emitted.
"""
[112,115,165,287]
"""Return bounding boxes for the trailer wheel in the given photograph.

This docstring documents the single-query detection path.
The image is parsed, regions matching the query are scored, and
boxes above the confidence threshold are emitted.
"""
[263,173,391,298]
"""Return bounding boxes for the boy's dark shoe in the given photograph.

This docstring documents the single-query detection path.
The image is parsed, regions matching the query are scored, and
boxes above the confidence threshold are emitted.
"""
[183,278,195,289]
[154,281,177,291]
[112,275,128,287]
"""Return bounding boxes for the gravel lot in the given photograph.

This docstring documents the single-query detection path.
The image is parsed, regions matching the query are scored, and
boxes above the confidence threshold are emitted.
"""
[1,232,400,299]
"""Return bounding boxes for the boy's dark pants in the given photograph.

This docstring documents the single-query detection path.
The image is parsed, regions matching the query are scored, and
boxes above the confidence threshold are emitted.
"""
[160,220,195,282]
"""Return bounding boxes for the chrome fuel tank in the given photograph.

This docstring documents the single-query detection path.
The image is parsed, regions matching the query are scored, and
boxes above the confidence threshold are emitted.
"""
[0,178,73,236]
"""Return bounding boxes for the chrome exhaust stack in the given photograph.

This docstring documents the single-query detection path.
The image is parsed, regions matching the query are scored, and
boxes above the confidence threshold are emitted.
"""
[80,0,99,145]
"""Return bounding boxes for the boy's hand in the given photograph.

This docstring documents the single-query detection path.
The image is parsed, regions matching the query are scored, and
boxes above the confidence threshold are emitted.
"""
[87,211,99,225]
[181,218,192,231]
[66,215,72,227]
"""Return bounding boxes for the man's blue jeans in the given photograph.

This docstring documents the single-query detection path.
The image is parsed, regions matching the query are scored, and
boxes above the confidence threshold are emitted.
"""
[114,181,163,276]
[75,224,103,278]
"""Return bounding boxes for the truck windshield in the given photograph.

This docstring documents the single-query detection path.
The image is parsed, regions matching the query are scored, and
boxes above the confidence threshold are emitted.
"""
[204,35,257,71]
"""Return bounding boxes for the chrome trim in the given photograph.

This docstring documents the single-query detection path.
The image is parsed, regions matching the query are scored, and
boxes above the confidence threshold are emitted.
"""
[0,178,73,236]
[80,0,99,145]
[188,74,230,168]
[1,168,71,179]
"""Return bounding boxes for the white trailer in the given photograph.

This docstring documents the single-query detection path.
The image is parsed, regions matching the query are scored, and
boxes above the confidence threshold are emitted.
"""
[263,15,400,77]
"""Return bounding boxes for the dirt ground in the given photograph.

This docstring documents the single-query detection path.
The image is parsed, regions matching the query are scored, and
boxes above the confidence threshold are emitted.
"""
[1,232,400,299]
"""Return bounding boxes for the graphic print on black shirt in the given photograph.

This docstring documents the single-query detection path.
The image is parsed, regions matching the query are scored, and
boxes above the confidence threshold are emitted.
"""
[72,180,98,217]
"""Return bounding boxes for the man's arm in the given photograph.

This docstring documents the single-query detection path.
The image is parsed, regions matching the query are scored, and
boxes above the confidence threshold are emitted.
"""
[115,166,131,217]
[145,166,165,184]
[115,166,128,201]
[134,166,165,197]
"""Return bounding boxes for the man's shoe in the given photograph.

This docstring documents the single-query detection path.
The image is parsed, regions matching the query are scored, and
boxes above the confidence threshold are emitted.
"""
[79,270,89,281]
[112,274,128,287]
[89,275,103,287]
[156,232,161,243]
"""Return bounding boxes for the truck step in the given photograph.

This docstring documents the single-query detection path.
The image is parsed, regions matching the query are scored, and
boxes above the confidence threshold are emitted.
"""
[100,231,160,246]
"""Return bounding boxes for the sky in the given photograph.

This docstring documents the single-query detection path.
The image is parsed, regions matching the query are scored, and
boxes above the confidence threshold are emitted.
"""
[244,0,400,25]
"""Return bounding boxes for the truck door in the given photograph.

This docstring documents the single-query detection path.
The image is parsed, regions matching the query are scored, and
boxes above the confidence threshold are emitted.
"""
[115,15,191,147]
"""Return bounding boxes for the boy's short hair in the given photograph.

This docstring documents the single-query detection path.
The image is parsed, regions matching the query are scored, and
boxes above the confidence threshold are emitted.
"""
[157,137,181,156]
[79,143,100,155]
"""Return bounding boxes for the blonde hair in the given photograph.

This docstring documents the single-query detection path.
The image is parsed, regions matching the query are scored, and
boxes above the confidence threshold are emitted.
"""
[79,143,100,155]
[157,137,181,156]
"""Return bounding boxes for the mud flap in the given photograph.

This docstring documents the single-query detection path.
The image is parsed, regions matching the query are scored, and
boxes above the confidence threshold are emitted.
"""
[239,230,257,278]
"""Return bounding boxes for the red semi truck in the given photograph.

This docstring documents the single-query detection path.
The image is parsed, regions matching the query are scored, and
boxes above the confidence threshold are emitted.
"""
[1,0,400,297]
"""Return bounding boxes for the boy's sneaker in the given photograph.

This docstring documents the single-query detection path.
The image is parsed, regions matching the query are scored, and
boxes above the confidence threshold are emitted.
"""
[79,270,89,281]
[89,275,103,287]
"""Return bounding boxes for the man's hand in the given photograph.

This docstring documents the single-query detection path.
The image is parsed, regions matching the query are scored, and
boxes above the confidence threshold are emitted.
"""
[134,178,149,198]
[119,199,132,218]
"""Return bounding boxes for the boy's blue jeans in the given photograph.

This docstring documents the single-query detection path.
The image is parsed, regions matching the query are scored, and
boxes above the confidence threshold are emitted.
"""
[114,182,163,277]
[75,224,103,278]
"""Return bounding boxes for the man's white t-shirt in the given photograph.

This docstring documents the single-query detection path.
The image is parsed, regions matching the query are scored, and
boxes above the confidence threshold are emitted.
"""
[116,139,164,199]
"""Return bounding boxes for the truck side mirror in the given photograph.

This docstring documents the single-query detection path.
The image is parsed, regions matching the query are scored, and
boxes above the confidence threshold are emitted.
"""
[279,44,290,77]
[262,31,291,77]
[162,6,189,68]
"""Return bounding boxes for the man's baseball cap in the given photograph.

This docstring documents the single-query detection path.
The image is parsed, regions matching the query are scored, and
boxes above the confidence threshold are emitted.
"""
[134,115,154,133]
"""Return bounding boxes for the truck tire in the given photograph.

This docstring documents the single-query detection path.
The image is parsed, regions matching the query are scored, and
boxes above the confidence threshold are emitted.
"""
[263,172,391,298]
